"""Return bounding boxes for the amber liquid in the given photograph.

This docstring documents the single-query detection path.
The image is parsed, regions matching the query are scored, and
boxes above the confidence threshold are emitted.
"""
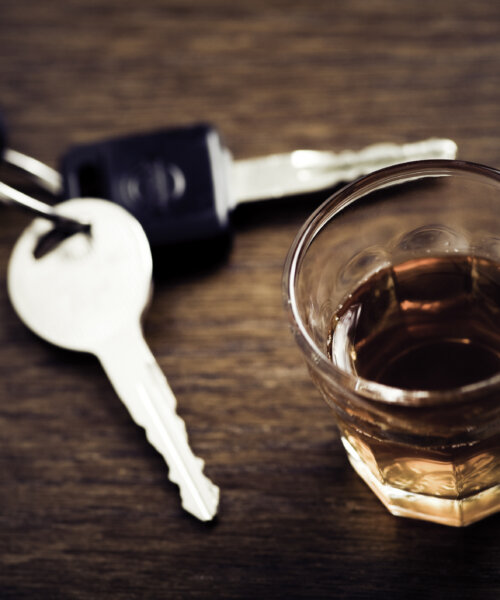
[327,255,500,524]
[329,255,500,389]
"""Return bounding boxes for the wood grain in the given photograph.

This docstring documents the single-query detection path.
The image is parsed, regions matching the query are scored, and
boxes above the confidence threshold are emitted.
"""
[0,1,499,598]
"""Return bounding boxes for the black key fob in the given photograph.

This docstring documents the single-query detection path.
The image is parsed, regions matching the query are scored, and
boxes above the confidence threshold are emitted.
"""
[60,123,232,245]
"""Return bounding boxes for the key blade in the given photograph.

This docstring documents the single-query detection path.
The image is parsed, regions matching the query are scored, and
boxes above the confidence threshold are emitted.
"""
[136,380,219,521]
[231,138,458,205]
[97,328,220,522]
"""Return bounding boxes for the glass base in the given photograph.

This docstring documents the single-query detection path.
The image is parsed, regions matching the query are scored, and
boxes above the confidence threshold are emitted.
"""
[342,436,500,527]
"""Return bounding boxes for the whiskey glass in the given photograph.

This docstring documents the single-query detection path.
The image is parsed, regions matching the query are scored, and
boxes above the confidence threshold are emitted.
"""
[283,160,500,526]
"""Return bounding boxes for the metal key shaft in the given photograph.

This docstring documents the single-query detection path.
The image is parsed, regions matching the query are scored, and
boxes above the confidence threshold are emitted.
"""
[231,138,457,204]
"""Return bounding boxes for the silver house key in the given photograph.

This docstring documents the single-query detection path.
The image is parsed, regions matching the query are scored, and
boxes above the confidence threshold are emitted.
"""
[7,198,220,521]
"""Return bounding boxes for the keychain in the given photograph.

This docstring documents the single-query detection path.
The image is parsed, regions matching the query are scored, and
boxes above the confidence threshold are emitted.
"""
[0,115,458,522]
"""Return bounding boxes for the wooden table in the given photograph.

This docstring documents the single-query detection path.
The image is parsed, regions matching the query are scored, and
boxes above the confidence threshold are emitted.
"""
[0,1,499,598]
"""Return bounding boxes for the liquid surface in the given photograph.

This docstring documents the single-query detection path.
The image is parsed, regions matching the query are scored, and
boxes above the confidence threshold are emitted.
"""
[329,255,500,390]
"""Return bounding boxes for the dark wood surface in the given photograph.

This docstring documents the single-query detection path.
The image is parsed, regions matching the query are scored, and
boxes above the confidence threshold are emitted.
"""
[0,1,499,598]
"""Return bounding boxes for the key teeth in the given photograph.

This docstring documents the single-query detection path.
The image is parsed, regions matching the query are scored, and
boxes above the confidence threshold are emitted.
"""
[116,357,220,521]
[175,413,189,438]
[141,425,219,520]
[181,481,220,522]
[169,464,220,522]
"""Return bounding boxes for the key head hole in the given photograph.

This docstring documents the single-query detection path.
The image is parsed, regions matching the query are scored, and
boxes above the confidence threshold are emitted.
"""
[33,221,92,259]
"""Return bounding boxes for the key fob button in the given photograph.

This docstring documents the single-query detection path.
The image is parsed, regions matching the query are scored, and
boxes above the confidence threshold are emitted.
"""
[119,159,186,213]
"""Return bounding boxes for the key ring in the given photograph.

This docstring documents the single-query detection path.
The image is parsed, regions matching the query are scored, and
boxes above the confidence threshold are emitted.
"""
[2,148,62,196]
[0,140,90,257]
[0,112,61,195]
[0,119,85,234]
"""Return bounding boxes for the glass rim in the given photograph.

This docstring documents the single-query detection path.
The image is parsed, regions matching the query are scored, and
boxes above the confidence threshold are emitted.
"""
[283,159,500,407]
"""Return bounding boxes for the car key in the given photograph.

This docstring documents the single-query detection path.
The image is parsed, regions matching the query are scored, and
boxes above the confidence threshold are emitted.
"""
[7,198,220,521]
[1,113,457,246]
[60,124,458,245]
